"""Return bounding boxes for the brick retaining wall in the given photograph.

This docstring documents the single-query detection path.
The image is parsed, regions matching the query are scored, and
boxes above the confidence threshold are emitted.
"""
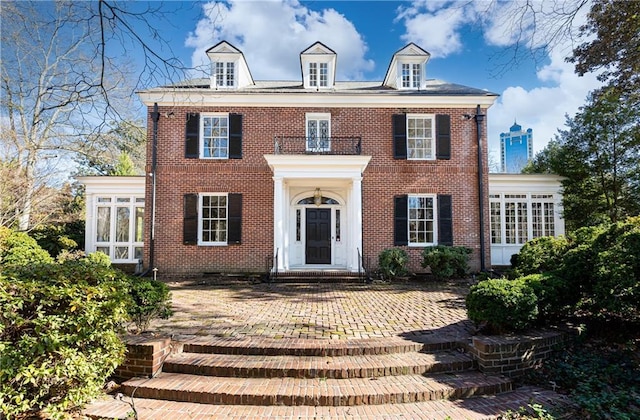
[468,329,566,378]
[114,335,173,380]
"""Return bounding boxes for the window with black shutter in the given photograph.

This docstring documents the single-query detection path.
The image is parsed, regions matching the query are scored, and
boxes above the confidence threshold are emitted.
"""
[437,194,453,245]
[227,193,242,244]
[183,194,198,245]
[228,114,243,159]
[185,113,200,158]
[394,195,408,245]
[392,114,407,159]
[436,114,451,160]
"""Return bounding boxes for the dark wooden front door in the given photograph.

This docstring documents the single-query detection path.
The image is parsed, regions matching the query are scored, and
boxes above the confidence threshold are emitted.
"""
[306,208,331,264]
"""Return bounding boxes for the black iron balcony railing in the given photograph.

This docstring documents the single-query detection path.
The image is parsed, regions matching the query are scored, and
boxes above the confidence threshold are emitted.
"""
[274,136,362,155]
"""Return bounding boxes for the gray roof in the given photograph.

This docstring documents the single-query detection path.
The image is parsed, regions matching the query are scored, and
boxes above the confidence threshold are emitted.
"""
[156,78,498,97]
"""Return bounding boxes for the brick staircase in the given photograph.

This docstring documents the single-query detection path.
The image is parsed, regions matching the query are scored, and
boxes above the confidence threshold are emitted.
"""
[83,335,567,419]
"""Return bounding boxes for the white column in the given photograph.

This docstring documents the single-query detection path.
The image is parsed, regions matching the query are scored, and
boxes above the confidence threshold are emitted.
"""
[273,176,285,270]
[350,176,363,272]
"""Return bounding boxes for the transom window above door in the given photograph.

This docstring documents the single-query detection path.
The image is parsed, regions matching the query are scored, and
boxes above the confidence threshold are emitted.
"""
[306,113,331,152]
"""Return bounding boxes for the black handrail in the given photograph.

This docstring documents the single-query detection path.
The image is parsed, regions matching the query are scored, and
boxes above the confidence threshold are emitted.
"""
[274,136,362,155]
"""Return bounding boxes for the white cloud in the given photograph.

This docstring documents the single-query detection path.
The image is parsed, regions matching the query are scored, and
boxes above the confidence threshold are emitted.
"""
[185,0,373,80]
[397,1,602,168]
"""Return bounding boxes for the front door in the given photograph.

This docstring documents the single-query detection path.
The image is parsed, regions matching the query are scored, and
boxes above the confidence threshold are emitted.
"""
[306,208,331,264]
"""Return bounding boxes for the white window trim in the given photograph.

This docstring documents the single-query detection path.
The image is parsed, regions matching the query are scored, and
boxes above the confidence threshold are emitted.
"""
[489,193,560,245]
[397,60,424,90]
[198,193,229,246]
[407,194,438,247]
[213,60,236,89]
[305,113,331,152]
[303,59,334,89]
[200,113,230,160]
[93,195,145,263]
[406,114,436,161]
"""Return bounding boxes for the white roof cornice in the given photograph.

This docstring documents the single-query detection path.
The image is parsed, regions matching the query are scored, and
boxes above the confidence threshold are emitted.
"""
[138,90,497,108]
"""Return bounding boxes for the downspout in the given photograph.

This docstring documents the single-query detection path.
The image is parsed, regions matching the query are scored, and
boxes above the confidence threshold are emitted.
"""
[474,104,487,272]
[144,103,160,275]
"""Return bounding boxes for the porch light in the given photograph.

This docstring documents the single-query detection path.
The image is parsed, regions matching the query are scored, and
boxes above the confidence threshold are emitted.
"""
[313,188,322,206]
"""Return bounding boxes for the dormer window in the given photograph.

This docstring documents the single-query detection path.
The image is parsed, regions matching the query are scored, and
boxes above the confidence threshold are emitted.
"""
[309,62,328,87]
[206,41,254,90]
[402,63,422,89]
[300,42,336,89]
[383,43,430,90]
[215,62,235,88]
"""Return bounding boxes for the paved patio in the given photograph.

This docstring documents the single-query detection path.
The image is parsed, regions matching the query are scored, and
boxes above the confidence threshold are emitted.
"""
[149,279,475,342]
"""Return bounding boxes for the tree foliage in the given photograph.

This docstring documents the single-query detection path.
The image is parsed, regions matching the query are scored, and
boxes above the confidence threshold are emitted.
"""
[526,89,640,230]
[568,0,640,97]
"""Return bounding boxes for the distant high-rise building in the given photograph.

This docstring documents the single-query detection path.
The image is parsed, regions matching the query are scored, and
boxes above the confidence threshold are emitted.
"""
[500,122,533,173]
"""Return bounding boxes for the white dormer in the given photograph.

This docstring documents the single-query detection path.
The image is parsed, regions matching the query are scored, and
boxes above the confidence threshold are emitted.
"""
[300,42,337,89]
[206,41,254,89]
[383,43,431,90]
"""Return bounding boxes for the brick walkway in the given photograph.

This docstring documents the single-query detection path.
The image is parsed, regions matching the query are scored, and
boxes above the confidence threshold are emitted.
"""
[149,280,474,342]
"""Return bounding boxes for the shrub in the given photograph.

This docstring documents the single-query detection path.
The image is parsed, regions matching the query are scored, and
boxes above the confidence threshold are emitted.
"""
[0,226,53,266]
[421,246,471,280]
[511,236,569,276]
[85,250,113,267]
[0,260,130,419]
[127,277,173,334]
[466,278,538,333]
[520,273,574,321]
[378,248,409,279]
[30,224,79,259]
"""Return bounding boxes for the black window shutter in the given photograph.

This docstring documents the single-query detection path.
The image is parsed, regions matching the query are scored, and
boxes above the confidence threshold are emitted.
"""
[185,113,200,158]
[394,195,408,246]
[228,114,243,159]
[227,193,242,244]
[392,114,407,159]
[436,114,451,160]
[438,194,453,246]
[183,194,198,245]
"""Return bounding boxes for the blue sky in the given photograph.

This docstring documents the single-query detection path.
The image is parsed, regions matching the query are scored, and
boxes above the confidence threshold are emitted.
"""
[135,0,603,167]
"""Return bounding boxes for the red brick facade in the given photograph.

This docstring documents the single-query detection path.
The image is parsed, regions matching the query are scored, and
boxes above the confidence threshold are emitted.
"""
[143,105,491,275]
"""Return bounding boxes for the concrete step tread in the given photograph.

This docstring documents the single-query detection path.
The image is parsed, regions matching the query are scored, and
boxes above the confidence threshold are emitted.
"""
[122,371,512,406]
[84,386,570,419]
[164,350,474,378]
[179,335,461,356]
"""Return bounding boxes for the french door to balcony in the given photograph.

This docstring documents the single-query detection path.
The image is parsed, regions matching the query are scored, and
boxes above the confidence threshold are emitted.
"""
[305,208,331,264]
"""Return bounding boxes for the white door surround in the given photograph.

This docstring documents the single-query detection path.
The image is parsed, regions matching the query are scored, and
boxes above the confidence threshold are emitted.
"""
[264,155,371,272]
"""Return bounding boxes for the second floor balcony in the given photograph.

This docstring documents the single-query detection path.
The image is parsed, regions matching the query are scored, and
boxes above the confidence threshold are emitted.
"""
[274,136,362,155]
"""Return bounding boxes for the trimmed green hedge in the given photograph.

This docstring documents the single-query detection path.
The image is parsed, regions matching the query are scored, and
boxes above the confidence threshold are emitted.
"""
[422,245,471,280]
[378,248,409,279]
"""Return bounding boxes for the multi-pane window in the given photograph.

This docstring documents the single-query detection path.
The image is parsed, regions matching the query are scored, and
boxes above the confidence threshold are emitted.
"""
[306,113,330,152]
[490,197,502,244]
[532,195,555,238]
[94,196,144,261]
[407,115,435,159]
[200,194,227,244]
[408,195,435,245]
[504,195,528,244]
[309,62,328,87]
[401,63,422,88]
[215,61,235,87]
[202,115,228,158]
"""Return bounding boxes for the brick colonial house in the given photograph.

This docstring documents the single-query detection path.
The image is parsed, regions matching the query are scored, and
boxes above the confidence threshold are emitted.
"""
[79,41,564,275]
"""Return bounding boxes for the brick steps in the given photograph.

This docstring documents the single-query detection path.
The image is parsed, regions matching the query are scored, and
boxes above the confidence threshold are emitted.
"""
[181,335,458,356]
[85,386,566,420]
[164,350,475,378]
[121,371,512,406]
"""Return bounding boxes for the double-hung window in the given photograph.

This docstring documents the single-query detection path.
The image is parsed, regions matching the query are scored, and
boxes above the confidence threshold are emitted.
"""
[408,195,436,245]
[214,61,235,88]
[401,63,422,88]
[407,114,435,160]
[306,113,331,152]
[200,194,228,245]
[201,114,229,158]
[309,62,328,87]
